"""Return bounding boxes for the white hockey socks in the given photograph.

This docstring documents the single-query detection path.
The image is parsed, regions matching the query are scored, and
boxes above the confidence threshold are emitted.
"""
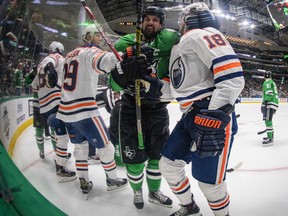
[98,143,117,179]
[74,141,89,180]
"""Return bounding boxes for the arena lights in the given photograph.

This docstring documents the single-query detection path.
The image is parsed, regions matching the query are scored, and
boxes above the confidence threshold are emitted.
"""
[224,35,259,46]
[119,22,136,26]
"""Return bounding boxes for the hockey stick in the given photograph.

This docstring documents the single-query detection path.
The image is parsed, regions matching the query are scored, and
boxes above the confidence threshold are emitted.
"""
[257,129,266,135]
[226,161,243,173]
[135,0,144,150]
[235,114,240,118]
[80,0,122,61]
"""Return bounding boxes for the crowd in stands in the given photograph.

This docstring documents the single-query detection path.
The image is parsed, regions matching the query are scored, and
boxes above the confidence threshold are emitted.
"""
[0,1,287,99]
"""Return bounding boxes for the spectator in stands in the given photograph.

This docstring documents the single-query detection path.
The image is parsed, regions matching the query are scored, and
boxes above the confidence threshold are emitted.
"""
[13,61,23,95]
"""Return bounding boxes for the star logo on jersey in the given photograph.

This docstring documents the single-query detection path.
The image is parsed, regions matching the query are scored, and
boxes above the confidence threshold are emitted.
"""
[123,146,136,160]
[170,57,185,89]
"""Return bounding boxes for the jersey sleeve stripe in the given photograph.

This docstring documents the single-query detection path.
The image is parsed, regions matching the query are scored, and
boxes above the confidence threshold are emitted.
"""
[39,89,61,101]
[211,54,239,66]
[40,97,60,109]
[213,62,242,75]
[39,92,61,105]
[214,71,243,84]
[58,107,98,116]
[59,101,97,111]
[60,97,95,105]
[176,87,215,101]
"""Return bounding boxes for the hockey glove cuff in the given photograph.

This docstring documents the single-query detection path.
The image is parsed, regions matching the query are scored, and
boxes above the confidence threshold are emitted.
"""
[123,45,154,63]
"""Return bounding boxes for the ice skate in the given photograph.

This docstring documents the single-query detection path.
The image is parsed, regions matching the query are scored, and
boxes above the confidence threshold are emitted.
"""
[133,189,144,210]
[39,149,45,159]
[88,154,101,165]
[148,190,173,208]
[262,138,273,147]
[106,176,128,191]
[54,160,77,183]
[79,177,93,200]
[170,195,202,216]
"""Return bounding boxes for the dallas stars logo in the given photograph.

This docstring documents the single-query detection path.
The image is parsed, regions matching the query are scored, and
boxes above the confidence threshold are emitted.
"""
[123,146,136,160]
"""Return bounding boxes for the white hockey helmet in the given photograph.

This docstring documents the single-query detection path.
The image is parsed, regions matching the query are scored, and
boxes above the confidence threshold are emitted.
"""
[178,2,219,31]
[82,25,99,43]
[49,41,64,54]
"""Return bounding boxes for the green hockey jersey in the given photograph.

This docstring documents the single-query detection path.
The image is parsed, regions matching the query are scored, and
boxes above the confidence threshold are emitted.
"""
[110,28,180,102]
[263,78,279,110]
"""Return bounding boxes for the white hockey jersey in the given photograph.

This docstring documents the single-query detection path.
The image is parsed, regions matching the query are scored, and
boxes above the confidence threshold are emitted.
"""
[31,53,64,114]
[169,27,245,113]
[56,45,119,123]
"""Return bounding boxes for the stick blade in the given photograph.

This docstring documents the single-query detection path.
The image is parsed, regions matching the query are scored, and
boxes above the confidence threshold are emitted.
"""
[227,161,243,173]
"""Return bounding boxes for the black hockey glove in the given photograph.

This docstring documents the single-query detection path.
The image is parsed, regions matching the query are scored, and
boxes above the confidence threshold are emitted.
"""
[140,74,163,99]
[110,56,150,88]
[44,62,58,88]
[28,63,38,81]
[95,87,114,114]
[261,101,268,120]
[123,45,154,63]
[193,109,231,158]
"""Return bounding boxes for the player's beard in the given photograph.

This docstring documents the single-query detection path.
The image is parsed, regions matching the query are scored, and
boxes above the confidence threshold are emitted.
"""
[142,26,161,40]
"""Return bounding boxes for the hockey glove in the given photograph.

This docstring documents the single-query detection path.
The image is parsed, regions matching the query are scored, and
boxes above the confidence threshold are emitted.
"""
[140,74,163,99]
[44,62,58,88]
[261,101,268,120]
[193,109,231,158]
[123,45,154,63]
[27,63,38,81]
[110,56,150,88]
[95,87,114,114]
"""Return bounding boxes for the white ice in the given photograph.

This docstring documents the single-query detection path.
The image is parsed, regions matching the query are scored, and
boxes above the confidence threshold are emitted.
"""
[12,103,288,216]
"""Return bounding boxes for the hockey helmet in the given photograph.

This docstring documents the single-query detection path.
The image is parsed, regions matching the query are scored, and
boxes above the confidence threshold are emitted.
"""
[142,6,166,24]
[49,41,64,54]
[82,25,100,43]
[264,71,272,79]
[178,2,219,31]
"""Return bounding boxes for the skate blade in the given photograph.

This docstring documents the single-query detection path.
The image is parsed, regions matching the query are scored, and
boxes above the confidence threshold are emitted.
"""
[262,143,273,147]
[148,199,173,208]
[57,175,77,183]
[84,193,90,200]
[107,182,128,191]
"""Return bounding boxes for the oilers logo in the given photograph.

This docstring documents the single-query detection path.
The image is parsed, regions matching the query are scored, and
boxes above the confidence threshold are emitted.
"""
[170,57,185,89]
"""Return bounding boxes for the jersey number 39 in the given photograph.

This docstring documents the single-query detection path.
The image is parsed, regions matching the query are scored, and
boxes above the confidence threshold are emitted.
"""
[63,60,78,91]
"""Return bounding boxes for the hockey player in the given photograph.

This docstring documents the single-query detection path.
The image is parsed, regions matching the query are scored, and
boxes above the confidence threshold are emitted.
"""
[109,6,180,209]
[158,3,245,216]
[261,71,279,146]
[25,64,57,159]
[31,41,76,183]
[56,25,148,198]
